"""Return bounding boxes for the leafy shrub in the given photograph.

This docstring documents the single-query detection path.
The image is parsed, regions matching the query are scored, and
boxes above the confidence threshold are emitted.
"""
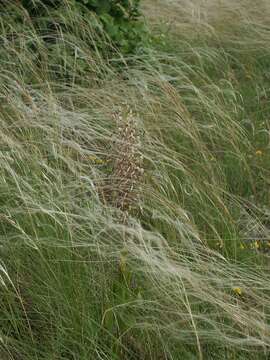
[21,0,148,53]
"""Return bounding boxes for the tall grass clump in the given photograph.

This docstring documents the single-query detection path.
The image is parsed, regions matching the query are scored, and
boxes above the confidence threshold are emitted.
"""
[0,0,270,359]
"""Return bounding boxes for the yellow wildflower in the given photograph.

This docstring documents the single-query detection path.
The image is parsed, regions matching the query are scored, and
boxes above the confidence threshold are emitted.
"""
[255,150,263,156]
[233,287,242,296]
[87,156,106,164]
[254,240,260,249]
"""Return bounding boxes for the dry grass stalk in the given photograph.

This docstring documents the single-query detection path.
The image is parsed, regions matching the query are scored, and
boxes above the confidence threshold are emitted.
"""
[101,107,144,214]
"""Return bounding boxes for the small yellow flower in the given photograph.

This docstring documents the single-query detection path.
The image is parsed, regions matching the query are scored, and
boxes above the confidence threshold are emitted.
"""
[255,150,263,156]
[233,287,242,296]
[254,240,260,249]
[87,156,106,164]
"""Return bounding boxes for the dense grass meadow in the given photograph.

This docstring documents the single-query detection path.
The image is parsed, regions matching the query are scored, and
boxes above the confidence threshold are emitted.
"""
[1,0,270,358]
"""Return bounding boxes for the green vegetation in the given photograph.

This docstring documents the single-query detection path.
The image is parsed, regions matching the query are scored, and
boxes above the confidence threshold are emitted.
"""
[20,0,147,53]
[0,0,270,359]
